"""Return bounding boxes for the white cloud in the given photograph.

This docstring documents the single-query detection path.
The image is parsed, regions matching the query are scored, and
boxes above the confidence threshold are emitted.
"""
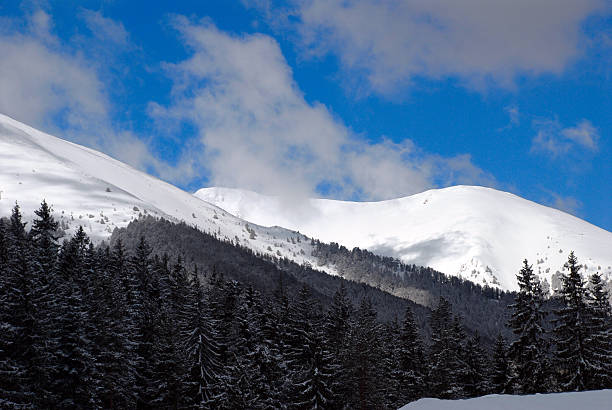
[562,120,599,150]
[152,18,496,200]
[0,9,189,184]
[531,119,600,157]
[80,9,130,47]
[0,10,107,133]
[251,0,609,94]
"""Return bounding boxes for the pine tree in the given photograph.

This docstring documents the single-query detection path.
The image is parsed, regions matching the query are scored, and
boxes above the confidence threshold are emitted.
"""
[88,245,135,408]
[109,238,152,409]
[348,298,384,409]
[284,286,335,409]
[225,285,271,409]
[585,272,612,389]
[553,252,596,391]
[395,305,425,404]
[507,259,550,394]
[428,297,467,399]
[51,226,97,408]
[463,332,491,397]
[29,201,64,407]
[490,334,511,394]
[0,205,36,407]
[258,284,289,408]
[323,283,353,407]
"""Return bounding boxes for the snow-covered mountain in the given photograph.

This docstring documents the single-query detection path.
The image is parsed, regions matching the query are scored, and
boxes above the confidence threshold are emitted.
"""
[195,186,612,292]
[2,112,610,294]
[0,114,328,273]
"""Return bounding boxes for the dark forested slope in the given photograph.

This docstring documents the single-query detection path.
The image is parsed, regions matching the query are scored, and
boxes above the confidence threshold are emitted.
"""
[111,217,513,342]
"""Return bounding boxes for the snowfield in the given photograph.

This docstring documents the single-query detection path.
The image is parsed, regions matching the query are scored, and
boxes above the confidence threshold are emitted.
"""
[195,185,612,292]
[400,389,612,409]
[0,114,331,274]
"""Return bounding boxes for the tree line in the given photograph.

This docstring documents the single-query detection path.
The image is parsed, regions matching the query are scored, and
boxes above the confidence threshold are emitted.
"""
[0,201,610,409]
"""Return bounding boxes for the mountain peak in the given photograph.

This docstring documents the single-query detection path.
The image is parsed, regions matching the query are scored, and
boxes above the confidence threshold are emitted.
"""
[195,185,612,291]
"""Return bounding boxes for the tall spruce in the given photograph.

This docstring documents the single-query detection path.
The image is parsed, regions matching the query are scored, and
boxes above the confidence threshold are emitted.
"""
[0,205,37,406]
[507,259,550,394]
[428,297,468,399]
[323,283,353,407]
[585,272,612,389]
[553,252,595,391]
[284,286,335,409]
[183,273,224,407]
[348,298,384,409]
[490,334,511,394]
[463,332,491,397]
[52,226,96,407]
[395,305,425,404]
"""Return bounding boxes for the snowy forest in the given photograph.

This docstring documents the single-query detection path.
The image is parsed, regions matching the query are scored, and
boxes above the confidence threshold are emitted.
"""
[1,201,611,409]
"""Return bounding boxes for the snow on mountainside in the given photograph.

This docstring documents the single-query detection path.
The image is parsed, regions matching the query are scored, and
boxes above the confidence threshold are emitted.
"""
[399,389,612,410]
[0,114,328,273]
[195,186,612,292]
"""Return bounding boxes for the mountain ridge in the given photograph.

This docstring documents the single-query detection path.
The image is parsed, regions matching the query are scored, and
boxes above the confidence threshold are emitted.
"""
[195,185,612,292]
[0,113,331,275]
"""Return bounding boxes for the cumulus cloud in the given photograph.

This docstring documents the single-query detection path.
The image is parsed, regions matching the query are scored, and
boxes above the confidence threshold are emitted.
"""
[152,18,496,200]
[249,0,609,94]
[0,9,189,184]
[531,119,600,157]
[0,10,107,133]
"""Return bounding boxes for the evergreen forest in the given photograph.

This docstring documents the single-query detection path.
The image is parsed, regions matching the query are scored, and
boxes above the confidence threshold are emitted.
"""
[1,201,611,409]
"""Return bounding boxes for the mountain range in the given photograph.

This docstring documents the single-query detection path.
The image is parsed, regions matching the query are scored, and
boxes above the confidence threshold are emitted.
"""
[1,113,611,293]
[196,186,612,292]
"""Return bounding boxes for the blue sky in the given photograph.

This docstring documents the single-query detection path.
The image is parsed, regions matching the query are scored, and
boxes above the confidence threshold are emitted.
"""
[1,0,611,231]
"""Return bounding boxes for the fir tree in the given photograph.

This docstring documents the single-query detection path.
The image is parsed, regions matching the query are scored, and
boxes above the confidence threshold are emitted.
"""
[490,334,511,394]
[428,297,467,399]
[284,286,335,409]
[585,272,612,389]
[225,285,270,409]
[348,298,384,409]
[51,227,96,408]
[395,305,425,404]
[463,332,491,397]
[0,205,36,406]
[507,259,550,394]
[553,252,595,391]
[323,283,353,407]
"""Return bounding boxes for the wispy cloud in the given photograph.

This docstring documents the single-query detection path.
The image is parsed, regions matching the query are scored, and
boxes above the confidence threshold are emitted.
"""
[151,18,496,200]
[543,190,583,216]
[531,119,600,157]
[248,0,609,95]
[0,8,190,185]
[505,105,520,126]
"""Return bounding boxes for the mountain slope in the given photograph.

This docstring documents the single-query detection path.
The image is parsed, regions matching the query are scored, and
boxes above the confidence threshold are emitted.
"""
[0,114,325,272]
[195,186,612,291]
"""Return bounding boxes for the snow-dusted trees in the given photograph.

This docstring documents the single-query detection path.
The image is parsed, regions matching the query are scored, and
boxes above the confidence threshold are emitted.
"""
[463,332,492,397]
[553,252,595,390]
[347,298,385,408]
[428,297,470,399]
[490,334,511,394]
[586,272,612,389]
[2,202,611,408]
[284,286,336,409]
[394,305,426,404]
[507,259,551,394]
